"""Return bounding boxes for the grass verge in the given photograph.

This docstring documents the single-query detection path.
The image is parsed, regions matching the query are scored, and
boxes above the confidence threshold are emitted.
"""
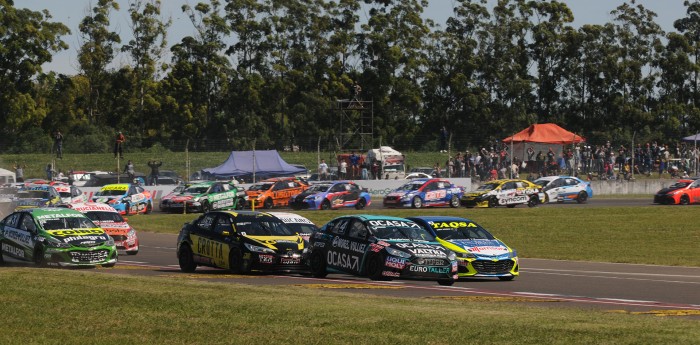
[0,268,697,345]
[128,206,700,267]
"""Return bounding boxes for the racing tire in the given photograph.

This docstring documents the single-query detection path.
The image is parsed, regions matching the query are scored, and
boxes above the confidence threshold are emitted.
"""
[366,255,389,281]
[145,202,153,214]
[178,244,197,273]
[309,251,328,278]
[126,250,139,255]
[235,198,245,210]
[229,249,251,274]
[488,197,498,208]
[437,279,455,286]
[263,198,273,209]
[498,276,515,281]
[680,195,690,205]
[33,246,47,267]
[320,199,331,210]
[449,195,460,208]
[355,198,366,210]
[102,262,116,268]
[202,201,212,213]
[527,195,539,208]
[411,196,423,209]
[576,191,588,204]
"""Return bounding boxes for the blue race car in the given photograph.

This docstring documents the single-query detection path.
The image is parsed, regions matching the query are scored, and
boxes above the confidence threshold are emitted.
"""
[533,175,593,203]
[91,183,153,215]
[408,216,519,281]
[14,184,62,210]
[288,181,371,210]
[383,178,463,208]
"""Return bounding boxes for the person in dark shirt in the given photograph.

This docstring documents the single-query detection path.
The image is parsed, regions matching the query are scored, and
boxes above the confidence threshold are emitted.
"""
[147,160,162,186]
[114,131,125,159]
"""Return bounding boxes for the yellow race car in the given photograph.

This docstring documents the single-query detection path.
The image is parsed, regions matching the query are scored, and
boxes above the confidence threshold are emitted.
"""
[460,179,544,208]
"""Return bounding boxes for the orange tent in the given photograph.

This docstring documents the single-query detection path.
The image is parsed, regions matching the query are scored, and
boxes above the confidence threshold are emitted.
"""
[502,123,585,144]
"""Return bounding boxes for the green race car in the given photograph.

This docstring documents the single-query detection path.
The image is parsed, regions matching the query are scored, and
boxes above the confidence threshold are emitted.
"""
[159,181,246,213]
[0,208,118,267]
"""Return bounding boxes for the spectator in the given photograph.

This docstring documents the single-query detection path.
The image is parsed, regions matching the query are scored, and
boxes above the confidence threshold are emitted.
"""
[350,151,360,178]
[54,130,64,159]
[361,161,369,180]
[439,126,448,153]
[371,160,379,180]
[432,162,441,178]
[318,159,329,180]
[14,163,26,182]
[46,163,53,181]
[114,131,125,159]
[147,160,162,186]
[124,160,135,180]
[339,159,347,179]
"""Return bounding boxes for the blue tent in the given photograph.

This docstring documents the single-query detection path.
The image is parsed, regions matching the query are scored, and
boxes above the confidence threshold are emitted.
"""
[202,150,305,179]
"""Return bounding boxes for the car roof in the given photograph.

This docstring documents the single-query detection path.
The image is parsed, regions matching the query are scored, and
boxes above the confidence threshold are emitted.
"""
[70,202,119,213]
[267,212,315,225]
[24,207,83,216]
[101,183,131,189]
[338,214,414,222]
[407,216,473,223]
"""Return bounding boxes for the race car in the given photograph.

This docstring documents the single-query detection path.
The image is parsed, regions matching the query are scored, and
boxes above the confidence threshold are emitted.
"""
[460,179,544,208]
[159,181,245,213]
[14,184,62,210]
[176,211,307,273]
[533,176,593,204]
[69,202,139,255]
[408,216,518,281]
[308,215,457,285]
[246,177,309,209]
[268,212,318,242]
[91,183,153,215]
[653,179,700,205]
[383,178,463,208]
[288,181,371,210]
[0,208,118,267]
[158,183,189,212]
[52,182,88,204]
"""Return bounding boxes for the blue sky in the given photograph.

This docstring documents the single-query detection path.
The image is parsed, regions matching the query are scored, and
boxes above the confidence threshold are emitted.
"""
[18,0,690,75]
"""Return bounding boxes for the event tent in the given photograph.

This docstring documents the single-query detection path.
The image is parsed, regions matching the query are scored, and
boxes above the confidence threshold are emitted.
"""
[502,123,585,162]
[202,150,305,181]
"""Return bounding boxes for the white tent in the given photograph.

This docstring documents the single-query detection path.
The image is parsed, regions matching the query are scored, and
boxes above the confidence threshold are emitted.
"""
[0,168,16,185]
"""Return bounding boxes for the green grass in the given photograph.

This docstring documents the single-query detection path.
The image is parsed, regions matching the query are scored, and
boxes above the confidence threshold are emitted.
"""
[0,268,697,345]
[128,206,700,267]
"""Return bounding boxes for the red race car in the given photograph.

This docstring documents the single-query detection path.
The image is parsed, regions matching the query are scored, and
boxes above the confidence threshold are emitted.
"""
[653,179,700,205]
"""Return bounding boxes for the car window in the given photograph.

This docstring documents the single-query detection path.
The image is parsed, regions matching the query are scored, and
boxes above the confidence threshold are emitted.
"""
[20,215,37,232]
[213,215,232,234]
[330,218,351,235]
[503,182,516,190]
[195,213,217,231]
[330,184,344,193]
[348,220,368,240]
[3,213,21,228]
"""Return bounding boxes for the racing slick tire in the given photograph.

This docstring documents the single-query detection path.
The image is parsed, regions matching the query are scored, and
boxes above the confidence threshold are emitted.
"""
[235,198,246,210]
[229,249,251,274]
[576,191,588,204]
[320,199,331,210]
[449,195,460,208]
[145,202,153,214]
[263,198,273,209]
[178,244,197,273]
[309,251,328,278]
[498,276,515,281]
[488,197,498,208]
[680,195,690,205]
[437,279,455,286]
[527,195,539,208]
[366,254,389,281]
[33,246,47,267]
[411,196,423,209]
[355,198,366,210]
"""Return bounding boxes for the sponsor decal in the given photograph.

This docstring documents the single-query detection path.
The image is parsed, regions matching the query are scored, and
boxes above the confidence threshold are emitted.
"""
[409,248,447,258]
[48,229,104,237]
[276,216,313,224]
[368,220,420,228]
[424,190,446,200]
[3,229,32,245]
[429,221,476,229]
[382,270,400,277]
[326,250,359,271]
[196,237,224,260]
[331,236,366,253]
[420,258,445,266]
[395,243,443,250]
[369,243,384,252]
[2,243,24,258]
[384,256,406,269]
[313,242,325,248]
[498,195,528,204]
[102,185,128,191]
[377,241,391,247]
[409,265,450,274]
[280,257,301,265]
[258,254,274,264]
[62,235,105,243]
[36,213,84,220]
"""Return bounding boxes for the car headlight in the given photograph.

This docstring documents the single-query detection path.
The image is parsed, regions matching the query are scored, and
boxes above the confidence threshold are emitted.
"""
[244,243,275,254]
[46,237,71,248]
[385,247,411,258]
[447,251,457,261]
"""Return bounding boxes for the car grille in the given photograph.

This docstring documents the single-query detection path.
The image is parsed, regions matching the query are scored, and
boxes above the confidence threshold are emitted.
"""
[69,250,109,263]
[73,242,107,248]
[413,258,448,266]
[472,260,514,274]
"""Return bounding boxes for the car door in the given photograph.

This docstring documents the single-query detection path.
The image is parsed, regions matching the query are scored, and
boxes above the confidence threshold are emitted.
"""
[327,183,348,207]
[689,180,700,203]
[342,183,361,205]
[423,181,447,203]
[1,212,35,262]
[189,212,227,268]
[544,178,564,201]
[324,217,362,274]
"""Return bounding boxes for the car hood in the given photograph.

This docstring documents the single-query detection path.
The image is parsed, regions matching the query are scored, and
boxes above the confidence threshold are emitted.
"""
[93,220,132,235]
[656,187,684,195]
[441,238,510,257]
[244,235,304,251]
[385,240,450,259]
[464,190,490,197]
[92,195,124,203]
[294,191,322,200]
[46,228,111,246]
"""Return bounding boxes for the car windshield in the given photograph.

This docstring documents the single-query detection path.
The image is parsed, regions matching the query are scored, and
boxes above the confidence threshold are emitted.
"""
[398,182,423,191]
[18,190,50,199]
[184,186,210,194]
[235,219,294,236]
[307,184,331,193]
[433,223,495,240]
[95,189,126,197]
[669,182,690,188]
[84,211,124,222]
[249,183,273,191]
[40,216,97,230]
[284,223,317,235]
[368,219,434,241]
[533,179,551,187]
[476,183,500,191]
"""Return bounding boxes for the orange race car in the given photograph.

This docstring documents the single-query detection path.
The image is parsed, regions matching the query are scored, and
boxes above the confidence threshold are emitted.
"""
[246,177,309,209]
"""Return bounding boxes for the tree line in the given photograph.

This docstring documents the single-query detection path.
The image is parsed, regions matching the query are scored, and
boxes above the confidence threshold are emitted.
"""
[3,0,700,155]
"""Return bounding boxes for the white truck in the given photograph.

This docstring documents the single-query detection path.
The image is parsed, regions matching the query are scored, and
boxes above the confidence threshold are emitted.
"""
[367,146,406,180]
